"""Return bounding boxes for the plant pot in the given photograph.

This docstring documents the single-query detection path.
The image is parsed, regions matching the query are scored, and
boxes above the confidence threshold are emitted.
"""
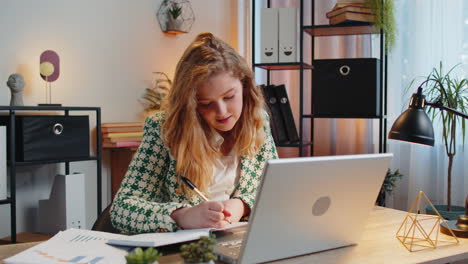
[425,204,465,220]
[166,16,183,32]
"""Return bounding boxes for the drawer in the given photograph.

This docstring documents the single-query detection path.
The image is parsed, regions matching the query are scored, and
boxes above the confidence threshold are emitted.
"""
[0,115,90,161]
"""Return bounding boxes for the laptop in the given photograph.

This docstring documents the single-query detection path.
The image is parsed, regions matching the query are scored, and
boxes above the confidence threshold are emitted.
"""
[214,153,393,264]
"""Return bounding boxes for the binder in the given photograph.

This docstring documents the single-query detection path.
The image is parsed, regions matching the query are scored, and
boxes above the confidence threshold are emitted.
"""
[0,126,6,199]
[274,84,299,143]
[262,85,288,144]
[260,8,279,63]
[278,7,298,63]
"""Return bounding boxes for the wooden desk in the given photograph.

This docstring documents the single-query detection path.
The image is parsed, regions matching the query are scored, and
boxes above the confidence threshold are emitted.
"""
[1,207,468,264]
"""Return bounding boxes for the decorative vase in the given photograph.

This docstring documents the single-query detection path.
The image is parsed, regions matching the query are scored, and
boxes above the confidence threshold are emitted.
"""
[425,204,465,220]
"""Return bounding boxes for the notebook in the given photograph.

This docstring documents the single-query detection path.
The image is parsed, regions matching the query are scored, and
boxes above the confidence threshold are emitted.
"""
[215,153,393,264]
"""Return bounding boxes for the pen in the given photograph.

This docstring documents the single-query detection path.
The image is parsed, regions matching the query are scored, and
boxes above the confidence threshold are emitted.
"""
[181,176,232,224]
[181,176,209,201]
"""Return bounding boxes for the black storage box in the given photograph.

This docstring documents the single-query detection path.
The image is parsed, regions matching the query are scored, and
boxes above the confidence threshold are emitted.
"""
[0,115,90,161]
[312,58,381,117]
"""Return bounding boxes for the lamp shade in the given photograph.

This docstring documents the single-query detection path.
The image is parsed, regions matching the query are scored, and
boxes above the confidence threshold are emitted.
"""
[388,107,435,146]
[388,88,435,146]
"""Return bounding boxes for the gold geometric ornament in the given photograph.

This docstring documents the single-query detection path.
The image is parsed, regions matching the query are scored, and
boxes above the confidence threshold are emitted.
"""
[396,191,459,252]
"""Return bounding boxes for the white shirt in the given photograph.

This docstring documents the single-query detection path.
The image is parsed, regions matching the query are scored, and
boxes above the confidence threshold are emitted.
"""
[207,132,240,201]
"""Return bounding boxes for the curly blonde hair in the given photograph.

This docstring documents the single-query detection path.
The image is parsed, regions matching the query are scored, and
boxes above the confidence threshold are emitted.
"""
[162,32,266,192]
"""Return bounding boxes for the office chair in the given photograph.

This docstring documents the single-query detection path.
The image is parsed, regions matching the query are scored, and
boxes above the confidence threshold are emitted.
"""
[91,204,120,234]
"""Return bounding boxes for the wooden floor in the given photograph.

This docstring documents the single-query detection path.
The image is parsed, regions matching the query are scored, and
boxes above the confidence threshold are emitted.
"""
[0,233,51,245]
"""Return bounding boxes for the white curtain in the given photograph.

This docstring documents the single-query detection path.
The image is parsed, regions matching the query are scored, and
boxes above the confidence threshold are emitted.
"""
[387,0,468,210]
[245,0,468,210]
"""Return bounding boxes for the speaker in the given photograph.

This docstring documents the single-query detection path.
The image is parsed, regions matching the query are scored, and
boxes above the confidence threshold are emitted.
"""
[39,173,87,235]
[312,58,381,117]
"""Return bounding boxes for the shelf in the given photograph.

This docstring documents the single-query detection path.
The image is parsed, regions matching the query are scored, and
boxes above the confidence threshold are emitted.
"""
[304,23,378,36]
[0,106,100,111]
[254,62,312,70]
[8,156,98,166]
[277,141,313,148]
[302,114,386,119]
[0,199,12,205]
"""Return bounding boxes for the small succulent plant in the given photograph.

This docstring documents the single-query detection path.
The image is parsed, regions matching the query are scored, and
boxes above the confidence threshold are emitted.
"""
[180,235,217,263]
[125,247,163,264]
[168,2,183,20]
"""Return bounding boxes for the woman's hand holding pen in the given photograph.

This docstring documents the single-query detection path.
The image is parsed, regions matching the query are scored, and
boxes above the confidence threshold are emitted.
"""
[222,199,245,223]
[171,201,231,229]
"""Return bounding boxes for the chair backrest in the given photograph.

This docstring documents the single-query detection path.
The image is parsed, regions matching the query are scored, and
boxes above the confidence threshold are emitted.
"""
[91,204,120,234]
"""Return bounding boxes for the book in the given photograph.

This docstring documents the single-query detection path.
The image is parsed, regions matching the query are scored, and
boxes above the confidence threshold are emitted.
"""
[102,132,143,138]
[329,11,375,25]
[0,126,6,200]
[326,5,372,18]
[102,141,141,148]
[262,84,288,144]
[103,136,142,143]
[274,84,299,143]
[101,122,144,133]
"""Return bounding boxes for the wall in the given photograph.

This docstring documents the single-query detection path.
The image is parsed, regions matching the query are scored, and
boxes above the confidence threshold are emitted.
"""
[0,0,238,237]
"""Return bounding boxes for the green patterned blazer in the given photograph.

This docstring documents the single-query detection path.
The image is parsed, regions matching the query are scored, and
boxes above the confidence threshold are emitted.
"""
[110,112,278,234]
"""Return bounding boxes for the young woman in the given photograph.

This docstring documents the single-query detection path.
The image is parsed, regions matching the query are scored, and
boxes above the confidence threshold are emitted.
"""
[110,32,278,234]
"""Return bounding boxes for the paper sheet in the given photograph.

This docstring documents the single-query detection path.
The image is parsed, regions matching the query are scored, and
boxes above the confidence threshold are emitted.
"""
[4,229,130,264]
[5,223,249,264]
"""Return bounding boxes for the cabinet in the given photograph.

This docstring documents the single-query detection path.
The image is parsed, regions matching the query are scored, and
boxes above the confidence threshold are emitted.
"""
[0,106,102,243]
[252,1,387,156]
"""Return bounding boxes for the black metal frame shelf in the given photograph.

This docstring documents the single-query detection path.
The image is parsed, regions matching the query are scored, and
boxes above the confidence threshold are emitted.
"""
[252,0,388,156]
[254,62,313,71]
[0,105,102,243]
[302,114,387,119]
[304,23,378,36]
[277,141,313,148]
[9,156,99,166]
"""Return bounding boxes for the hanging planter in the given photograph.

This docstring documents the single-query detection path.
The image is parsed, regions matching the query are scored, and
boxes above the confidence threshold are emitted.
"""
[156,0,195,34]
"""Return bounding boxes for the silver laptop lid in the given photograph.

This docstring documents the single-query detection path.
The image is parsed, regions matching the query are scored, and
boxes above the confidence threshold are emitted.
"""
[239,153,393,264]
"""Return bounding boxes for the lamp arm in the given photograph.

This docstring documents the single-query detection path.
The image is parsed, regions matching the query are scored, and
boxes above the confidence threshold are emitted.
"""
[425,101,468,119]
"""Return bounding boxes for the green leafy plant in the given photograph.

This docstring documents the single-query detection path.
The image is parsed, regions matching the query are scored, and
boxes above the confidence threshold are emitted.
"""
[126,247,163,264]
[411,62,467,211]
[365,0,396,52]
[141,72,171,112]
[377,168,403,207]
[180,235,217,263]
[168,1,183,20]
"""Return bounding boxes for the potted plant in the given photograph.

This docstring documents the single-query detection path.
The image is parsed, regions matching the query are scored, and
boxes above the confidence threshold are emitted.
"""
[141,72,171,115]
[180,235,217,264]
[126,247,162,264]
[411,62,468,219]
[376,168,403,207]
[365,0,396,52]
[166,1,183,31]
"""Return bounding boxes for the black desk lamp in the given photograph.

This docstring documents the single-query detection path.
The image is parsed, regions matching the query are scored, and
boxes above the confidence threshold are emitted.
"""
[388,79,468,238]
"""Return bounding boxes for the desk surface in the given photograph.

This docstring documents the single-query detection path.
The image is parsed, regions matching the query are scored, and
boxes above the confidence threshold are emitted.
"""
[1,207,467,264]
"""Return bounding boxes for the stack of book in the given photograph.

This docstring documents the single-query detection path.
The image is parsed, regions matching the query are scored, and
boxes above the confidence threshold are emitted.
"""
[101,122,144,148]
[326,2,374,25]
